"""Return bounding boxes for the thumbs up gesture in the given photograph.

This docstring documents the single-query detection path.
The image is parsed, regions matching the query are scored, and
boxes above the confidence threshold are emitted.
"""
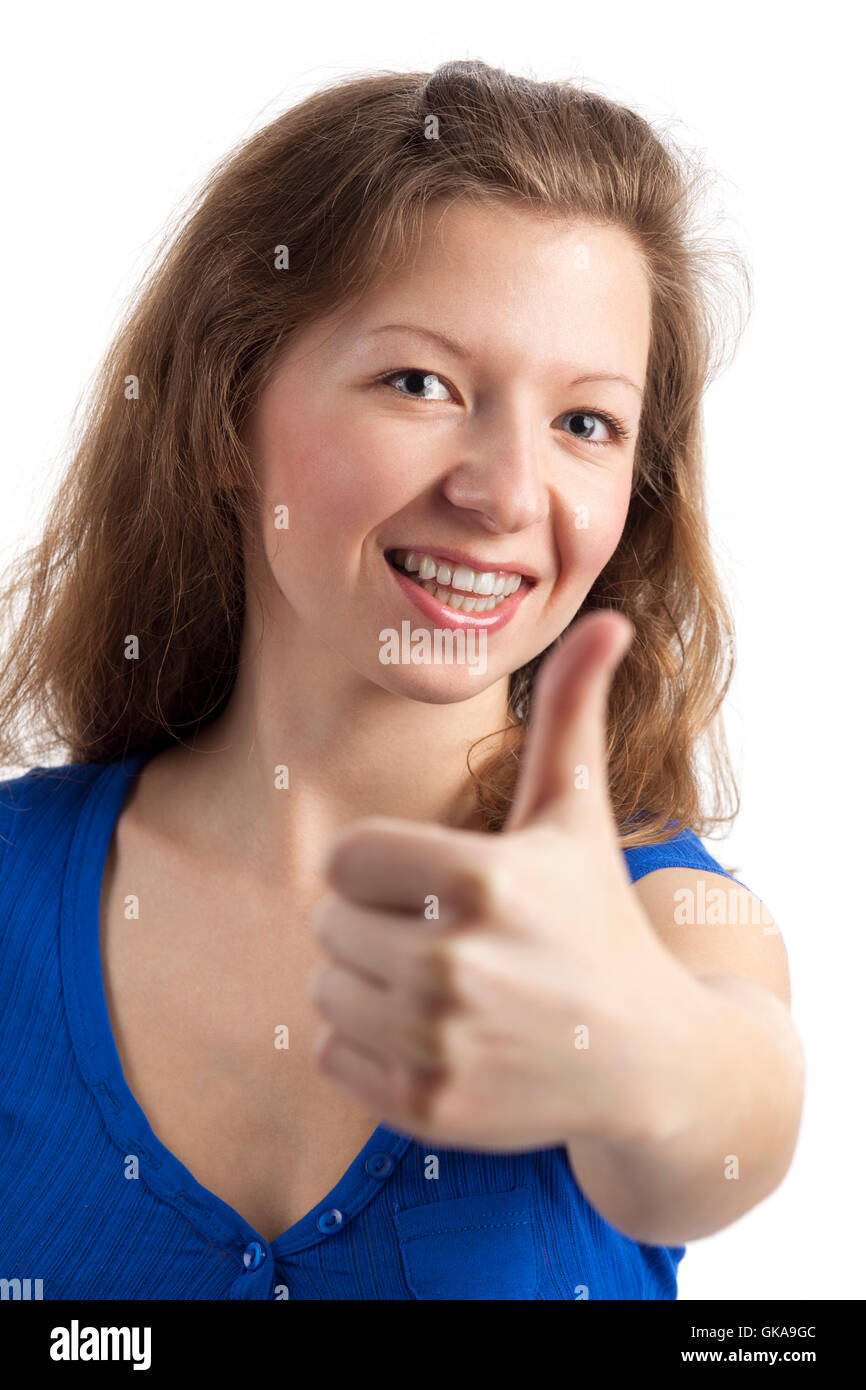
[310,610,688,1151]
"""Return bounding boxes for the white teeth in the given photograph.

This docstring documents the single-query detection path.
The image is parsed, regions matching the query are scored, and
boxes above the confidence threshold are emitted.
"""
[452,564,474,592]
[390,548,528,613]
[434,585,465,610]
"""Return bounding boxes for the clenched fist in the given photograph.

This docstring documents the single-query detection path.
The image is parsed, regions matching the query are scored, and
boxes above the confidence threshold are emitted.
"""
[309,610,693,1152]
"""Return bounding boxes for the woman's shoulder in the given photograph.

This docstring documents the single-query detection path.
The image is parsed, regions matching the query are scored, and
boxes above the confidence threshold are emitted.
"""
[0,757,108,812]
[620,822,749,892]
[0,759,114,886]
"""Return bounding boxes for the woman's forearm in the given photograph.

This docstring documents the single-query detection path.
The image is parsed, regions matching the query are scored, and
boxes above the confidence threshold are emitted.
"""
[565,971,806,1246]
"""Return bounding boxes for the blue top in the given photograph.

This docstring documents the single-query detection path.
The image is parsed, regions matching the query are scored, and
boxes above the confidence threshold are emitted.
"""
[0,752,751,1300]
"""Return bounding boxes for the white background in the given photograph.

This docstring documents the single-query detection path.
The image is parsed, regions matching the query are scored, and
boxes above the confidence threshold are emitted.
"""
[1,0,862,1300]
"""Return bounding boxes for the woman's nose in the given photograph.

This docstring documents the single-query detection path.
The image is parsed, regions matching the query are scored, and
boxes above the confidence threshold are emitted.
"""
[439,427,549,534]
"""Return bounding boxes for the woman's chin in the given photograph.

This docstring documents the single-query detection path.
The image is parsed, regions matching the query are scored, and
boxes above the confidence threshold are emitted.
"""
[364,661,502,705]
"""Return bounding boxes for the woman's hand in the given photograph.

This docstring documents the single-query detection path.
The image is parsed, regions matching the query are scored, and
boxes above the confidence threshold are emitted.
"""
[309,610,695,1152]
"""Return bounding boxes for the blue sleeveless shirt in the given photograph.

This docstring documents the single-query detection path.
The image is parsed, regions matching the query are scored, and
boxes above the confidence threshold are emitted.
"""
[0,753,751,1300]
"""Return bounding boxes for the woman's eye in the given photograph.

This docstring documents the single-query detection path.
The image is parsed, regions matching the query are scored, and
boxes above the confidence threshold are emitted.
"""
[382,369,453,401]
[559,410,628,447]
[379,375,628,447]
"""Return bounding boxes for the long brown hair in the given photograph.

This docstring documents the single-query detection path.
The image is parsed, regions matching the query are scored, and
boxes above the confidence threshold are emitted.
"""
[0,60,749,848]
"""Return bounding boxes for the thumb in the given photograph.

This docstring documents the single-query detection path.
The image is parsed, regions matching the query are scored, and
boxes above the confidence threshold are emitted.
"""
[503,610,634,836]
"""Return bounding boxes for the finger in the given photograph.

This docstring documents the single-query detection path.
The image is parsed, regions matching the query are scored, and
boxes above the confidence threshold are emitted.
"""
[315,1027,440,1135]
[321,818,494,917]
[314,1026,392,1111]
[312,895,449,994]
[308,962,445,1068]
[308,963,391,1059]
[504,610,633,836]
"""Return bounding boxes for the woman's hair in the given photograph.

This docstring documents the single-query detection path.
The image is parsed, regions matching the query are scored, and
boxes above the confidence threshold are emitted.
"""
[0,60,750,847]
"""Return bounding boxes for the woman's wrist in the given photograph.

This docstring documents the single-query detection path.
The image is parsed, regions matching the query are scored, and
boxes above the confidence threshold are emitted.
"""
[562,961,804,1244]
[560,934,716,1152]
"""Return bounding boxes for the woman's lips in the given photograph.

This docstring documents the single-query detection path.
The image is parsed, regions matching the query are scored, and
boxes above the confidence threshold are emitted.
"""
[385,553,533,631]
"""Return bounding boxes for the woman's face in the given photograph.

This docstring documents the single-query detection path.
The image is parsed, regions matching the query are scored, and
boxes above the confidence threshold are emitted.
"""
[245,198,651,703]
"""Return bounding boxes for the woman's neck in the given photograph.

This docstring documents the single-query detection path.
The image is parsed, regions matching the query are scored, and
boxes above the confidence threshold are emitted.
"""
[139,628,512,887]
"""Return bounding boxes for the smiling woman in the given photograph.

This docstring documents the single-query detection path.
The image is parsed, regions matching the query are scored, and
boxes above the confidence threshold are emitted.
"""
[244,205,648,672]
[0,58,803,1301]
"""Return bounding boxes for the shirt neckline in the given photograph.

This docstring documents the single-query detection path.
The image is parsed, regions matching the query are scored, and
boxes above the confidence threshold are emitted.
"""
[60,749,411,1261]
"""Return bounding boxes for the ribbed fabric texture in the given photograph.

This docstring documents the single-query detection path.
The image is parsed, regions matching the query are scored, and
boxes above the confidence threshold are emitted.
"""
[0,753,750,1300]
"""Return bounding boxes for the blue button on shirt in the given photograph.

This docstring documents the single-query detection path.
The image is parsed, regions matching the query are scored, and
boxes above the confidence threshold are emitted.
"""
[0,754,755,1299]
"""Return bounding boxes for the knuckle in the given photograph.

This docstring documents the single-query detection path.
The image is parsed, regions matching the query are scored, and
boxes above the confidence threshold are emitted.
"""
[420,1075,473,1134]
[308,965,338,1015]
[311,896,339,946]
[393,1007,449,1067]
[402,938,457,998]
[403,931,493,1014]
[455,852,514,919]
[441,934,503,1007]
[394,1061,449,1126]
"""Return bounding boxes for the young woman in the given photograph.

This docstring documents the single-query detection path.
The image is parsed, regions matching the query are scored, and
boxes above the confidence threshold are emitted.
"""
[0,60,804,1301]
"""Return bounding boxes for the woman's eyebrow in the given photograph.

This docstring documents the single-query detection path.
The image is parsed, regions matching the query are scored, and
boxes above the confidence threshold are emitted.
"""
[361,323,643,399]
[571,371,643,400]
[362,322,474,357]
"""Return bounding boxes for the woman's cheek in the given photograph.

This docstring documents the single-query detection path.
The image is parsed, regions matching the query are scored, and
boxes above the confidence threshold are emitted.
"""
[557,472,633,595]
[260,432,368,561]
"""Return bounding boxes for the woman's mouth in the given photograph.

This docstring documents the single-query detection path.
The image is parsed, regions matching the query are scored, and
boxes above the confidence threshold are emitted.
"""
[385,547,535,630]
